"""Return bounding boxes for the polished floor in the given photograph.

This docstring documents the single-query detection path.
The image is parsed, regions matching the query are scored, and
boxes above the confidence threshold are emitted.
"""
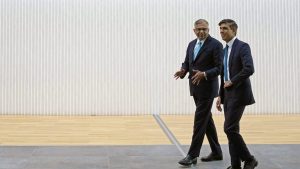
[0,115,300,169]
[0,145,299,169]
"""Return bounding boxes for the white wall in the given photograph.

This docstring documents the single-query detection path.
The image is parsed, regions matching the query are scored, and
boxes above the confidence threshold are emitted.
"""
[1,0,299,115]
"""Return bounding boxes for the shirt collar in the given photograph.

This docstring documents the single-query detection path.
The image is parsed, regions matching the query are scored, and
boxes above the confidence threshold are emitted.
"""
[196,38,206,45]
[227,36,237,48]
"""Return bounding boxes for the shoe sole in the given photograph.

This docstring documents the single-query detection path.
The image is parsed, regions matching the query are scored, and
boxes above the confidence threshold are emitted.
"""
[201,158,223,162]
[244,161,258,169]
[178,160,197,166]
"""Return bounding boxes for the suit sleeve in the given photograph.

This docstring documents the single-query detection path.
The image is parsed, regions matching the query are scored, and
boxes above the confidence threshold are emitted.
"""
[219,75,225,103]
[218,49,225,104]
[230,43,255,84]
[180,45,189,78]
[205,41,223,80]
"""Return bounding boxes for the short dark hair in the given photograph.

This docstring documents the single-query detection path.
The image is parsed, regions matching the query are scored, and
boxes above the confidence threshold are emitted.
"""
[219,19,238,34]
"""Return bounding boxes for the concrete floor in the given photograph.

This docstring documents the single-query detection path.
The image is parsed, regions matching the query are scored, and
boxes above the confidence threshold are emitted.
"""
[0,144,299,169]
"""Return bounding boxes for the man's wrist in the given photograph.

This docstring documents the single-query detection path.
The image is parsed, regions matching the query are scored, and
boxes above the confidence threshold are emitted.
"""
[203,72,207,80]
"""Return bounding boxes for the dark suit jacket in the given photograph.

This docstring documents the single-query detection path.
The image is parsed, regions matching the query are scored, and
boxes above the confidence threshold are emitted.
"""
[181,35,223,99]
[219,39,255,106]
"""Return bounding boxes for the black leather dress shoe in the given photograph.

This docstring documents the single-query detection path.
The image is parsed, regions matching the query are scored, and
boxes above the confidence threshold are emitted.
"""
[243,157,258,169]
[178,155,197,166]
[200,152,223,162]
[226,166,242,169]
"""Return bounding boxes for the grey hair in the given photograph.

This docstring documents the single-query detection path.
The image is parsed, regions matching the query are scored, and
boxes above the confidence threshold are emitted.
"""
[194,19,209,26]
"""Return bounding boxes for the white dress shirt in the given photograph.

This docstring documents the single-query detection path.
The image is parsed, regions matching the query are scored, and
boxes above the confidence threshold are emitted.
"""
[224,36,237,81]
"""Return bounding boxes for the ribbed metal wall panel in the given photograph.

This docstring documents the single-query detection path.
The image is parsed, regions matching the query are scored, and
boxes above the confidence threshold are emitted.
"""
[1,0,299,115]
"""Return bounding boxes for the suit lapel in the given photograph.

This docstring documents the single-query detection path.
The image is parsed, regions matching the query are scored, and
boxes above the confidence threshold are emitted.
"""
[229,39,238,69]
[193,36,211,62]
[190,40,197,62]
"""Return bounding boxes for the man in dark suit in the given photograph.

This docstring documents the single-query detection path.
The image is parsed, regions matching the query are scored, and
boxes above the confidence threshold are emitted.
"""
[174,19,223,166]
[216,19,258,169]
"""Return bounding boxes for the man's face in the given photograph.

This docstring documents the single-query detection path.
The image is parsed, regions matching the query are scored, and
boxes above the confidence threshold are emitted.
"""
[219,23,235,42]
[194,22,209,40]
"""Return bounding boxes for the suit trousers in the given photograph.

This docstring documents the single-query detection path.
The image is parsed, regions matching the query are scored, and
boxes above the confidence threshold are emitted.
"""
[188,96,222,157]
[223,98,253,167]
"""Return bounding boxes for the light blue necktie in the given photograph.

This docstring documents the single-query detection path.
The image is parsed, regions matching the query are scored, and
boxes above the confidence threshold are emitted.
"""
[224,45,229,81]
[193,41,202,60]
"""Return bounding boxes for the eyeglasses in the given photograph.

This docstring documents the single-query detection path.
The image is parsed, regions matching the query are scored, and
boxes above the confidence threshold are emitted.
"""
[194,28,208,32]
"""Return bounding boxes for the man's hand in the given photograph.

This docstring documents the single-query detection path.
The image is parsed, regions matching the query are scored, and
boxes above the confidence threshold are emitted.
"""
[174,68,186,80]
[216,97,222,112]
[224,81,233,88]
[191,69,205,85]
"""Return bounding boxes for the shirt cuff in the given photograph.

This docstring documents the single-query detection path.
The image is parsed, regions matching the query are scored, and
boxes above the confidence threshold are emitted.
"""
[204,72,207,80]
